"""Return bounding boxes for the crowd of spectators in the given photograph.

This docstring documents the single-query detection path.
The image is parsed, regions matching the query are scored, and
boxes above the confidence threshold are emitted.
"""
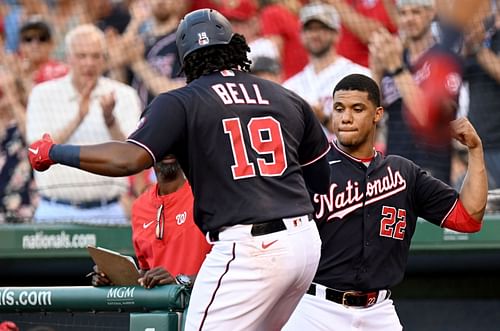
[0,0,499,223]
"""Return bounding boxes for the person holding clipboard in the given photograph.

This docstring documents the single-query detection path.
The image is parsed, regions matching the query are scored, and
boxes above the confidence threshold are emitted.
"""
[89,156,211,288]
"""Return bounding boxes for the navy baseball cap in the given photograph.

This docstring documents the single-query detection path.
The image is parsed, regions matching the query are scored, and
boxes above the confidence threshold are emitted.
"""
[19,16,52,39]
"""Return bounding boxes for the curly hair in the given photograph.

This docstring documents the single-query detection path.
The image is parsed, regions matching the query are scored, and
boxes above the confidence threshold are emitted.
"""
[183,33,251,83]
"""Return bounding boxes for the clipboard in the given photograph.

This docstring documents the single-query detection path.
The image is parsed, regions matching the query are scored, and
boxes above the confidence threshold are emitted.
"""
[87,245,140,286]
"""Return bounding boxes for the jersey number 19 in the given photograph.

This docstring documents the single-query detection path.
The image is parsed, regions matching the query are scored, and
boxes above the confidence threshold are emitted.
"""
[223,116,288,180]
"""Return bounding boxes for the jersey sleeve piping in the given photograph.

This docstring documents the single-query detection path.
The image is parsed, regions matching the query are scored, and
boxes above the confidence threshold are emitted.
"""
[126,139,157,164]
[439,198,458,227]
[301,144,331,167]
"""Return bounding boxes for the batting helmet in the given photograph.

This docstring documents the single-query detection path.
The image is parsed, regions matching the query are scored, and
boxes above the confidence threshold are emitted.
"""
[176,9,234,65]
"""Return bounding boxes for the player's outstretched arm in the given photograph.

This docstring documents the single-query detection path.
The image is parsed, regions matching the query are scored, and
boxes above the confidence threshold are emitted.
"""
[78,142,153,176]
[451,118,488,221]
[28,133,154,177]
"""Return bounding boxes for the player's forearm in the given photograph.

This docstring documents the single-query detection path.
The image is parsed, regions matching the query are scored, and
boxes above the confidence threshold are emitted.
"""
[52,141,152,177]
[459,146,487,221]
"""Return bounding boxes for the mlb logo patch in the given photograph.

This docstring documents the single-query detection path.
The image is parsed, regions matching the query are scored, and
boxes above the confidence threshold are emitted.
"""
[198,32,209,46]
[220,70,235,77]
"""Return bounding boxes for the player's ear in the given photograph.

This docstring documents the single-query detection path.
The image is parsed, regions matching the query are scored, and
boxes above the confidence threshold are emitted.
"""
[374,106,384,124]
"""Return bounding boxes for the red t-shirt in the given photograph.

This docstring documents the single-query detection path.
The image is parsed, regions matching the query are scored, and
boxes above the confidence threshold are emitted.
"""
[131,181,211,276]
[33,60,69,84]
[260,4,308,80]
[337,0,397,67]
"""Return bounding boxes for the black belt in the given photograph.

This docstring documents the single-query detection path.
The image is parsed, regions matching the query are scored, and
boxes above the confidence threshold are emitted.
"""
[306,283,390,307]
[41,196,120,209]
[208,214,312,242]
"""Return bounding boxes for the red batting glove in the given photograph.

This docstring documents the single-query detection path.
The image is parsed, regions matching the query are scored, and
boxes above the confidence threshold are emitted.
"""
[28,133,56,171]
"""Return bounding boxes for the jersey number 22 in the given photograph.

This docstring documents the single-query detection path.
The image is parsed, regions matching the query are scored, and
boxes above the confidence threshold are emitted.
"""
[379,206,407,240]
[223,116,288,179]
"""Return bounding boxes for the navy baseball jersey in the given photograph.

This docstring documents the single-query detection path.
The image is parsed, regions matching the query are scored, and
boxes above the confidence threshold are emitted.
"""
[312,142,458,291]
[128,70,330,233]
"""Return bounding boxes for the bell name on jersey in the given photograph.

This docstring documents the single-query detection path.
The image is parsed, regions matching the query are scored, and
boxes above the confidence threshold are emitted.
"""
[212,82,270,105]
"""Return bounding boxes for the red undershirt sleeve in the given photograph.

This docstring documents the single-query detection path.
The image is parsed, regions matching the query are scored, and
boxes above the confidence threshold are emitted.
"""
[441,199,482,233]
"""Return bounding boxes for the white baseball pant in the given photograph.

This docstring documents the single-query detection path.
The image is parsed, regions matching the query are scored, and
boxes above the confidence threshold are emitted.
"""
[184,215,321,331]
[283,291,403,331]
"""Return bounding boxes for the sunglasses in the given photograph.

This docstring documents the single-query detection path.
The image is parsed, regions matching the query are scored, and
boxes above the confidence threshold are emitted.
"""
[22,35,50,43]
[155,204,165,240]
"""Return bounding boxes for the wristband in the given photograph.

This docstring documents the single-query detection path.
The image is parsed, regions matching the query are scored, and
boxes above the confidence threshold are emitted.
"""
[49,144,81,168]
[386,65,406,77]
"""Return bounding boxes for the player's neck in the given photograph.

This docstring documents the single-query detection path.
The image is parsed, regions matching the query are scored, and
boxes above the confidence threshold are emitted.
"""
[157,174,185,196]
[336,141,375,161]
[348,149,375,161]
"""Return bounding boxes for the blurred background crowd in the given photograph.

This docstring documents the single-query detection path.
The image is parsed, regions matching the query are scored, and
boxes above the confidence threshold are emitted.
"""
[0,0,498,224]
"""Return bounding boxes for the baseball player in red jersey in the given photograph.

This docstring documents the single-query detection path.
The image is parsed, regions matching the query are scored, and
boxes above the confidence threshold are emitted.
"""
[283,74,488,331]
[28,9,331,331]
[91,155,211,288]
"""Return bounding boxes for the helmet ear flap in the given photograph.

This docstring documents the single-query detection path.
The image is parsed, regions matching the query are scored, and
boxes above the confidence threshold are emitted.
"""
[176,9,235,66]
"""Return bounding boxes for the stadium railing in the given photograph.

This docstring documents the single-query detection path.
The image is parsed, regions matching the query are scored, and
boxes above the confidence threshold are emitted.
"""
[0,284,188,331]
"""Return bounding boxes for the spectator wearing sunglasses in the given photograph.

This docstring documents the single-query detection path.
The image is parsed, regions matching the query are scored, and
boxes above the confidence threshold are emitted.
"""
[91,155,212,288]
[18,17,69,95]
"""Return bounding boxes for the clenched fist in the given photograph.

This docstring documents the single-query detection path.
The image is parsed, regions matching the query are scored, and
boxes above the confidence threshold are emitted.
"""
[28,133,56,171]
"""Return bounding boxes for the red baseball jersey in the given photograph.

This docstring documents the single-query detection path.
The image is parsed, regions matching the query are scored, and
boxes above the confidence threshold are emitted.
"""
[131,181,211,276]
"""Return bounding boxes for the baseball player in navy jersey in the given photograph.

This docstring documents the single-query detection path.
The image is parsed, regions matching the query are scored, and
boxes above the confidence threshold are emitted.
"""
[27,8,331,331]
[283,74,488,331]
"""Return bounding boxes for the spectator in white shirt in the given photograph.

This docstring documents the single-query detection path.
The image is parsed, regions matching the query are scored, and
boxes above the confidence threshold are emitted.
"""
[26,24,141,224]
[284,3,371,137]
